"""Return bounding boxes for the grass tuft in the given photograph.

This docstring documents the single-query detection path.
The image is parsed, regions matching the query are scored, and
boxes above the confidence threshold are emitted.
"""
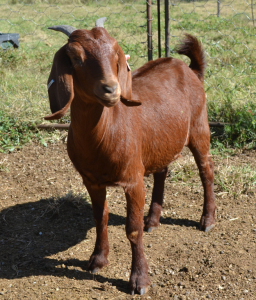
[0,110,40,152]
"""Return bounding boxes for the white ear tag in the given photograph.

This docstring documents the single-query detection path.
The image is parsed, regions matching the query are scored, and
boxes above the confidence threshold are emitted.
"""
[47,79,55,90]
[125,54,131,71]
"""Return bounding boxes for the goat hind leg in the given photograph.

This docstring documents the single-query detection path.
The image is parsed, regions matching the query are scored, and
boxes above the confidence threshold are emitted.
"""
[144,167,168,232]
[86,184,109,273]
[189,145,216,232]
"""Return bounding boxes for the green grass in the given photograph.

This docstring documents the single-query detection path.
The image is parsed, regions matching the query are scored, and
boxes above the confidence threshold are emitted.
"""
[0,110,39,152]
[167,150,256,198]
[0,0,255,152]
[152,1,256,148]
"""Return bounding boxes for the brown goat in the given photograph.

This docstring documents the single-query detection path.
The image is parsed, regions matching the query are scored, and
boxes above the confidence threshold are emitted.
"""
[45,20,216,295]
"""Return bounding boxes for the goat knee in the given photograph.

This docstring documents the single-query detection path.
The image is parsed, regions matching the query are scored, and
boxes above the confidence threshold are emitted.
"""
[127,230,140,244]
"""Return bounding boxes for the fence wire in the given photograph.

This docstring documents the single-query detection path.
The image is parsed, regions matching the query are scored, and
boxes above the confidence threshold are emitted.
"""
[0,0,255,127]
[0,0,148,122]
[152,0,255,127]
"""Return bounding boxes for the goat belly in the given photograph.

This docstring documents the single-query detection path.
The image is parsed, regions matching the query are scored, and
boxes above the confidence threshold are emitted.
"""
[82,171,121,188]
[141,113,190,174]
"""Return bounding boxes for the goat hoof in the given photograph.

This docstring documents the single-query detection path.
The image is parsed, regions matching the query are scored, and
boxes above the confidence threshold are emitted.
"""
[200,214,215,232]
[130,287,148,295]
[91,267,100,274]
[201,224,215,232]
[199,220,215,232]
[146,226,155,233]
[144,216,160,232]
[129,269,150,295]
[87,254,109,273]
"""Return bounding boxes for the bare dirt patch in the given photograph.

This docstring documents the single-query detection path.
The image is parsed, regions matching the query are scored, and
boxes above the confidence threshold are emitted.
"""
[0,141,255,299]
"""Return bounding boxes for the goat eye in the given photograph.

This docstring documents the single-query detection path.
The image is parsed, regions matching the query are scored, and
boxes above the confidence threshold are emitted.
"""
[117,62,120,74]
[72,57,82,67]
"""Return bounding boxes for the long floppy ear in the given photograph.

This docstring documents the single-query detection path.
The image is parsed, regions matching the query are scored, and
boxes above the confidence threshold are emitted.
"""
[117,45,142,107]
[44,45,74,120]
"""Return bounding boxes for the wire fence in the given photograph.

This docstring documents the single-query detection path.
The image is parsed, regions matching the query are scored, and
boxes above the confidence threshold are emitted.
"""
[0,0,148,121]
[154,0,256,121]
[0,0,255,127]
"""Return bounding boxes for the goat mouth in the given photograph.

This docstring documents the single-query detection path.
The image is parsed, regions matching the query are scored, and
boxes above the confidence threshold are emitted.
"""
[95,95,120,107]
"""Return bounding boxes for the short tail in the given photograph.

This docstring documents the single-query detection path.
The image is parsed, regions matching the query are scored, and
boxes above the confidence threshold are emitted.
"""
[176,34,206,82]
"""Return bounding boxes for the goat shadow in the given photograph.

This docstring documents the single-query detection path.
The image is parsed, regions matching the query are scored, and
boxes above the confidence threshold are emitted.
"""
[0,196,199,293]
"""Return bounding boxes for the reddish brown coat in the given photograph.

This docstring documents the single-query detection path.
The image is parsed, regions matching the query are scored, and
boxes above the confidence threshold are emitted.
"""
[45,28,216,295]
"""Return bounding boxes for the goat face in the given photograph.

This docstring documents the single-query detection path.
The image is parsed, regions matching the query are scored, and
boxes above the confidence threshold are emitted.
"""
[67,28,122,107]
[45,27,133,120]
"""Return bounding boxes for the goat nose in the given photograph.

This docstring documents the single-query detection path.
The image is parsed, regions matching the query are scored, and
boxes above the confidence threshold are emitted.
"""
[102,83,117,94]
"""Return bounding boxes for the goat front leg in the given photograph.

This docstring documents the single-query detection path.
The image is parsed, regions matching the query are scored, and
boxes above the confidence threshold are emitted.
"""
[85,184,109,273]
[125,177,150,295]
[145,167,168,232]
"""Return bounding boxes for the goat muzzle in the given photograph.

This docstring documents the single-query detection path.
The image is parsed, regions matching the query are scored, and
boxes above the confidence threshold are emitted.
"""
[94,80,121,107]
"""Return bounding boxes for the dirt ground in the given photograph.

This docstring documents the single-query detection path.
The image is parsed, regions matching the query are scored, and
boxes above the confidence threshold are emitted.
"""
[0,140,255,300]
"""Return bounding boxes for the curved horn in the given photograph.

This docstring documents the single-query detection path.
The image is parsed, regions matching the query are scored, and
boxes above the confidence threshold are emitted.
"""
[95,17,107,28]
[48,25,77,37]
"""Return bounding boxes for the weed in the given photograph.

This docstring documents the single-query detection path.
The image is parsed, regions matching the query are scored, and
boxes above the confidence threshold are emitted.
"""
[43,191,91,217]
[0,157,9,172]
[215,161,256,196]
[209,95,256,148]
[0,110,43,152]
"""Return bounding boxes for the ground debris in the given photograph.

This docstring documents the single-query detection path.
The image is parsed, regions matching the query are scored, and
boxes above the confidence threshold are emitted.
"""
[0,142,255,299]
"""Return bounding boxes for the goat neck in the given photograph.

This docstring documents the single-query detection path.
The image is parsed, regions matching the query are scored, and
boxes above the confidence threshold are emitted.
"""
[69,95,136,151]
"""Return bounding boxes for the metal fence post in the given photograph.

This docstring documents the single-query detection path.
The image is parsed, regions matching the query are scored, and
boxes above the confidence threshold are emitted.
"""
[252,0,255,26]
[147,0,153,61]
[217,0,220,17]
[157,0,161,58]
[165,0,170,57]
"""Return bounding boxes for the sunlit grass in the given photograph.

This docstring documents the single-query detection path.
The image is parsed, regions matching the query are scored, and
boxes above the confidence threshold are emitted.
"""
[169,149,256,197]
[0,0,255,150]
[0,0,148,123]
